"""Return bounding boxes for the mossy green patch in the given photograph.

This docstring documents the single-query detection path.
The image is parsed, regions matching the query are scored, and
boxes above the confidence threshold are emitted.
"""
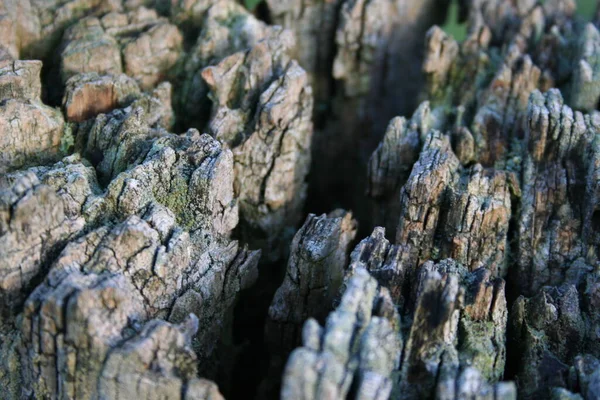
[60,122,75,154]
[459,317,504,381]
[244,0,262,12]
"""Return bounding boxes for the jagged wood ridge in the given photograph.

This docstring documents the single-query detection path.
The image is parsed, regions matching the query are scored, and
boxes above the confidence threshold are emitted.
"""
[0,0,600,400]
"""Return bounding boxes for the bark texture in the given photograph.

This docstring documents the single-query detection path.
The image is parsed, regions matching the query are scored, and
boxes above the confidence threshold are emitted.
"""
[305,0,449,228]
[0,59,66,173]
[358,1,600,399]
[1,0,600,399]
[262,210,357,396]
[176,0,275,130]
[59,7,183,90]
[62,73,142,122]
[203,28,314,260]
[281,267,402,400]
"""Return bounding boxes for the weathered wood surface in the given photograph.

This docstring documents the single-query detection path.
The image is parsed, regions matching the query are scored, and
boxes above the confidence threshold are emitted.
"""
[1,0,600,399]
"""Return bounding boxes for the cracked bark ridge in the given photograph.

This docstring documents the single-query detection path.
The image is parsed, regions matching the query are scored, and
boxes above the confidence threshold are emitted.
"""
[368,125,517,283]
[470,45,542,167]
[2,127,240,303]
[60,7,183,90]
[318,228,514,398]
[373,18,600,390]
[15,167,258,397]
[516,89,600,296]
[422,1,600,165]
[347,227,405,305]
[62,72,142,122]
[281,267,402,400]
[74,83,174,184]
[97,130,240,236]
[264,0,342,103]
[309,0,447,231]
[395,131,515,280]
[177,0,274,130]
[366,102,444,234]
[0,59,66,173]
[203,30,314,260]
[441,164,518,276]
[0,169,87,316]
[398,259,513,400]
[94,131,256,373]
[21,257,146,398]
[393,131,459,274]
[21,246,228,400]
[279,238,513,400]
[99,315,225,400]
[1,123,259,397]
[0,0,122,60]
[263,210,357,397]
[423,25,544,168]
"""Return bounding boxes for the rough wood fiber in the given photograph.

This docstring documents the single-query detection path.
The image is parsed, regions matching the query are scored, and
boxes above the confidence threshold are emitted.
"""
[1,0,600,399]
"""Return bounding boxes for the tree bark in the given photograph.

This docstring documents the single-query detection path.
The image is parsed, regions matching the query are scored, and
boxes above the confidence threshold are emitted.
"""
[1,0,600,399]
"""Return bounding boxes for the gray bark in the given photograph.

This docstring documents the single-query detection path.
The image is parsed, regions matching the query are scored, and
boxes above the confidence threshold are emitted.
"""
[203,28,314,260]
[1,0,600,399]
[280,267,402,400]
[262,210,357,397]
[59,7,183,90]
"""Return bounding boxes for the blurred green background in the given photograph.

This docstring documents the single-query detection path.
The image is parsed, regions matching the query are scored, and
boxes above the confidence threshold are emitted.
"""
[244,0,261,10]
[576,0,597,19]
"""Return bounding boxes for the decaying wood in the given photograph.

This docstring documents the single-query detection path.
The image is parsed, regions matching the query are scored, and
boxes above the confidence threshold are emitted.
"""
[177,0,275,130]
[281,267,402,400]
[0,59,66,173]
[2,0,600,399]
[306,0,449,227]
[262,210,357,397]
[62,73,142,122]
[59,7,183,90]
[202,28,313,260]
